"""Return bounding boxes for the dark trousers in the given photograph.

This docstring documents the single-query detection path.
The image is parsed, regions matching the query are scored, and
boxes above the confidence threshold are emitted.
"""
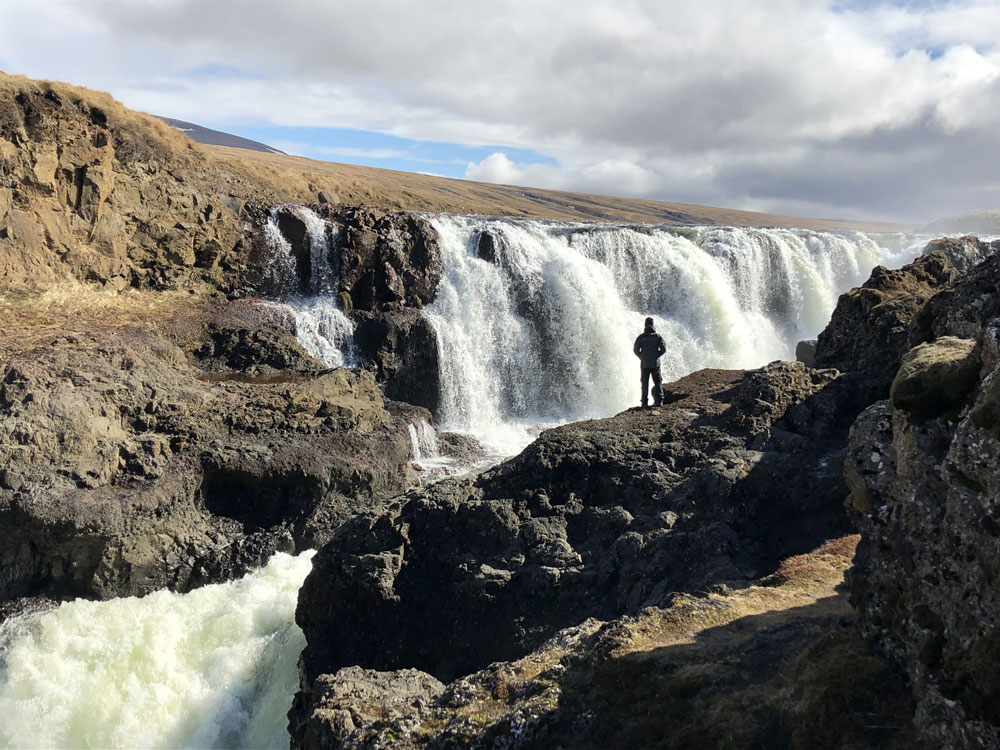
[641,365,662,406]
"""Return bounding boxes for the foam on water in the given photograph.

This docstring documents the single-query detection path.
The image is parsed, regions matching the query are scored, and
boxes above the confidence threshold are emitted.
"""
[424,216,927,456]
[263,206,356,367]
[0,551,314,750]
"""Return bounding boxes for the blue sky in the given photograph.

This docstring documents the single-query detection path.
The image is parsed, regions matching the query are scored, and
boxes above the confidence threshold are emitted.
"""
[226,124,557,179]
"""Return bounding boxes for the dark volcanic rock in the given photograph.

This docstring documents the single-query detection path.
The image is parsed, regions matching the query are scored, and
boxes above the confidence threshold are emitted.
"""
[0,320,417,605]
[846,252,1000,748]
[299,667,444,749]
[291,361,863,744]
[814,237,999,408]
[814,249,965,404]
[351,309,440,412]
[330,206,443,313]
[795,338,817,367]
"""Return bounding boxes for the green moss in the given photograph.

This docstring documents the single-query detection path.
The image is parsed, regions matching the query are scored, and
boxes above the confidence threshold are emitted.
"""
[890,337,979,422]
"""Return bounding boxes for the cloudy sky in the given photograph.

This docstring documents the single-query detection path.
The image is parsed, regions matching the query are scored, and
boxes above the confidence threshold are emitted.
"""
[2,0,998,223]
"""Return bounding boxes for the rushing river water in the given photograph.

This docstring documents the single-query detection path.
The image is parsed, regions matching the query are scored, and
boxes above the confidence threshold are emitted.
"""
[0,211,933,749]
[0,552,313,750]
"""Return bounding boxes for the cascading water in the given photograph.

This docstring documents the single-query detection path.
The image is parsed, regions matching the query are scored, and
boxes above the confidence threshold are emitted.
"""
[264,206,357,368]
[0,551,313,750]
[423,216,929,456]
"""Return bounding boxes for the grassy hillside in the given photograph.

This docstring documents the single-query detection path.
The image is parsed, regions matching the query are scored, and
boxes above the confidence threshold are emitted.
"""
[209,145,909,231]
[0,67,910,297]
[925,208,1000,235]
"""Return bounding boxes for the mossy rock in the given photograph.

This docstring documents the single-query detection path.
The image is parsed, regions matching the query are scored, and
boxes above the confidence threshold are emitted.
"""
[890,337,980,421]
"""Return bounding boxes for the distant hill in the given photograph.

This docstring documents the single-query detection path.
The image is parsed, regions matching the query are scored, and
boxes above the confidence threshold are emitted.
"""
[155,116,285,155]
[924,209,1000,235]
[205,144,909,232]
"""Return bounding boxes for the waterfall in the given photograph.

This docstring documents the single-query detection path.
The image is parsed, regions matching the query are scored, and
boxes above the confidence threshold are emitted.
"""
[423,216,928,456]
[263,206,356,368]
[0,551,313,750]
[408,419,441,464]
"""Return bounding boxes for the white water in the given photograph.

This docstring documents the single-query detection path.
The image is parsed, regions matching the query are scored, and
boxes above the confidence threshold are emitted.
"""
[264,206,357,368]
[424,216,928,456]
[0,551,314,750]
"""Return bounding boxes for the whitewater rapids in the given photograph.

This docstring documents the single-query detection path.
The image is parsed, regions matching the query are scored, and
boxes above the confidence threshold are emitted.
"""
[0,551,314,750]
[422,217,926,455]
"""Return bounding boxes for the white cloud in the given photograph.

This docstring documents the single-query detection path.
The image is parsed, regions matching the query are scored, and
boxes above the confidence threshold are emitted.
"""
[2,0,1000,222]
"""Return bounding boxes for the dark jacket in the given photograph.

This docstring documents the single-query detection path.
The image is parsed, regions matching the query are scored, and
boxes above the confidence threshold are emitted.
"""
[634,326,666,368]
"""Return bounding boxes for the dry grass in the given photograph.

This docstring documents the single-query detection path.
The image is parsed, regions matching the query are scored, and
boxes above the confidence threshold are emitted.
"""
[0,71,197,166]
[561,534,919,750]
[207,145,911,231]
[389,535,912,750]
[1,69,912,231]
[0,283,209,355]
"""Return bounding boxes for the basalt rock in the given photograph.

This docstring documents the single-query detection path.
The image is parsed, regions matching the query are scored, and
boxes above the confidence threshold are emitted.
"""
[0,317,417,605]
[291,361,863,744]
[351,309,440,413]
[329,205,443,313]
[814,250,964,405]
[846,250,1000,748]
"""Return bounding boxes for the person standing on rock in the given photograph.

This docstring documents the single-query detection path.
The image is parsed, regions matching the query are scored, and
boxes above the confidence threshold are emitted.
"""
[634,317,666,407]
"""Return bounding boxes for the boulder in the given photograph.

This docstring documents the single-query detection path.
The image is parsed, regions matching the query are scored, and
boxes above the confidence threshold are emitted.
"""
[795,339,817,367]
[889,337,979,421]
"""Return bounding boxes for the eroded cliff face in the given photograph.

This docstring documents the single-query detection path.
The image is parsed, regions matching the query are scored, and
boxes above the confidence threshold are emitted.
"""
[0,75,445,607]
[0,76,275,292]
[0,300,424,605]
[846,253,1000,749]
[814,237,999,408]
[289,360,873,745]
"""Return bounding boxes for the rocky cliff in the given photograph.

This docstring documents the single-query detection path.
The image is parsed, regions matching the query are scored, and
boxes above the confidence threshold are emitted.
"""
[0,299,427,604]
[846,252,1000,749]
[289,240,1000,750]
[289,360,873,744]
[0,74,443,608]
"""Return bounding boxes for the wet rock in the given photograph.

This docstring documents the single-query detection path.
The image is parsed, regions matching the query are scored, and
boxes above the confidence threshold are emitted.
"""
[795,339,817,367]
[333,206,443,312]
[0,321,417,604]
[274,206,312,289]
[351,309,440,412]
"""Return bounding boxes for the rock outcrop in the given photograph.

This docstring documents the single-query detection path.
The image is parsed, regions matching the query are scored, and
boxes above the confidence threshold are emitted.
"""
[846,251,1000,748]
[813,238,997,406]
[290,361,867,744]
[0,302,420,605]
[0,75,274,293]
